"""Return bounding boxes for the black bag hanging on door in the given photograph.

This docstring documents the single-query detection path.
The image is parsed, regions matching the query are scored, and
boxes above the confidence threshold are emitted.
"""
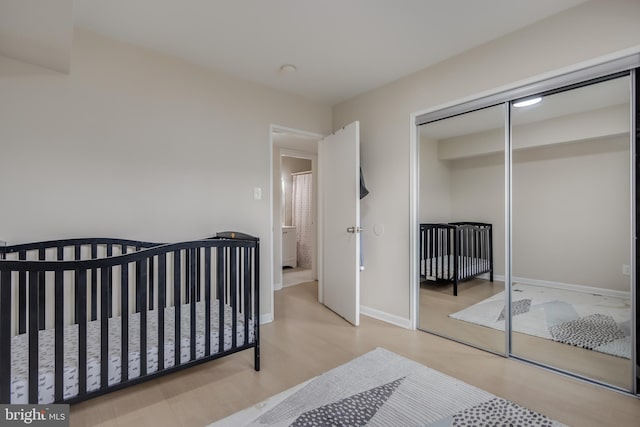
[360,167,369,199]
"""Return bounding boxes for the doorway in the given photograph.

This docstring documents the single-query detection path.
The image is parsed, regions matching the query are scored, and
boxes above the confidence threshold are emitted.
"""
[271,126,321,305]
[271,122,363,326]
[281,155,314,287]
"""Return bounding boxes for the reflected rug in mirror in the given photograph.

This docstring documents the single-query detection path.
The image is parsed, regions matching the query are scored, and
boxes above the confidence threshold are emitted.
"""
[209,348,565,427]
[449,283,631,359]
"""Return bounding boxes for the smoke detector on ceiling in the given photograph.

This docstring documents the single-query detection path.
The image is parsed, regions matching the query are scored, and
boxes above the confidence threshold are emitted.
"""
[279,64,297,74]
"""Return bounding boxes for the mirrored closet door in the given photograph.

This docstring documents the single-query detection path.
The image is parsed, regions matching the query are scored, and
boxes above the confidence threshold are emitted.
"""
[510,75,633,390]
[416,58,638,394]
[418,105,506,355]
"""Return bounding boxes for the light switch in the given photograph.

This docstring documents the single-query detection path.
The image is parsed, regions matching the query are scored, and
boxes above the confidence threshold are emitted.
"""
[253,187,262,200]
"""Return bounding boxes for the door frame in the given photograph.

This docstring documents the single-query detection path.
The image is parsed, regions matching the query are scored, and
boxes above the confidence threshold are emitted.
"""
[269,124,324,318]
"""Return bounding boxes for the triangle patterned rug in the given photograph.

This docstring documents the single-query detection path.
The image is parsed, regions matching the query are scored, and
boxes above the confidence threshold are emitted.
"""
[449,283,631,359]
[210,348,565,427]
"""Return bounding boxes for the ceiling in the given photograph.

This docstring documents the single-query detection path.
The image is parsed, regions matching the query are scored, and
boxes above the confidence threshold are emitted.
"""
[71,0,588,106]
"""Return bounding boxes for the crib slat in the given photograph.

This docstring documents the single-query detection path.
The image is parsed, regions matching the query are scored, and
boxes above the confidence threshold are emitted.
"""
[204,247,211,356]
[54,264,64,402]
[173,251,181,366]
[77,269,88,398]
[137,260,147,376]
[107,245,113,317]
[476,229,481,275]
[429,228,435,278]
[91,244,98,321]
[0,270,12,403]
[38,249,46,330]
[468,229,472,275]
[148,256,155,311]
[184,250,190,304]
[189,248,196,361]
[74,246,81,326]
[120,262,129,382]
[453,228,459,296]
[230,247,237,349]
[489,226,494,281]
[196,249,202,302]
[100,268,109,389]
[18,250,26,334]
[157,254,166,371]
[28,271,39,403]
[217,247,225,353]
[253,240,260,371]
[243,247,250,346]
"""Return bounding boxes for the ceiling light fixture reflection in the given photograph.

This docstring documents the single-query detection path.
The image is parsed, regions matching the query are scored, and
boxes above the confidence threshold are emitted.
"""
[513,97,542,108]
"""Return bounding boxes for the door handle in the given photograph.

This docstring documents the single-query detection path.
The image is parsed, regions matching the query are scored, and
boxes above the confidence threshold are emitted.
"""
[346,226,363,234]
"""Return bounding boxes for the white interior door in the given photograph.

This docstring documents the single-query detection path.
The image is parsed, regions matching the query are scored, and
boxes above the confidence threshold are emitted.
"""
[318,121,360,326]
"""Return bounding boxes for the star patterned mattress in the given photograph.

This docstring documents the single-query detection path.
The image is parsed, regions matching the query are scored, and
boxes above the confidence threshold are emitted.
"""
[421,255,488,280]
[9,301,255,404]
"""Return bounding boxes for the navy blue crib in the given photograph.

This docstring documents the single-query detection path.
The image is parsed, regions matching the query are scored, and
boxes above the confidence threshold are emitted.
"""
[419,222,493,296]
[0,231,259,404]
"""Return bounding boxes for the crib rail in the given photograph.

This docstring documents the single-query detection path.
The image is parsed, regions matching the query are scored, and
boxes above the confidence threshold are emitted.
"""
[0,233,259,404]
[419,222,493,296]
[0,238,163,335]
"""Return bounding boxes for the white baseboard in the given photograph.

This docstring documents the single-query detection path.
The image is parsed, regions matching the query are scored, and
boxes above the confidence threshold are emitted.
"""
[478,273,630,299]
[360,305,411,329]
[260,313,274,324]
[274,282,283,291]
[513,276,631,299]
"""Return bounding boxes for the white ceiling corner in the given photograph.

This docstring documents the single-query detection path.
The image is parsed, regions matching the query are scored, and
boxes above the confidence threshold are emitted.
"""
[0,0,73,73]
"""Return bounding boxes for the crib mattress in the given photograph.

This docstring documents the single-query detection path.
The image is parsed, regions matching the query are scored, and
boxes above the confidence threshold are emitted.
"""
[421,255,489,280]
[9,301,255,404]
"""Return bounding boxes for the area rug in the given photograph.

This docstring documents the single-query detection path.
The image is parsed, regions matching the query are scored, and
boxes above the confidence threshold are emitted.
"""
[449,283,631,359]
[210,347,565,426]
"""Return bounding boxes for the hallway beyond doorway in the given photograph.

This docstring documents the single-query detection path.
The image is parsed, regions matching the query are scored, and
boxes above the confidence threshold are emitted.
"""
[283,267,314,287]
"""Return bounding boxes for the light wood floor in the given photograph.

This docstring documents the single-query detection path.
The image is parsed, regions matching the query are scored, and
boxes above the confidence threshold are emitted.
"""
[70,281,640,427]
[419,278,633,389]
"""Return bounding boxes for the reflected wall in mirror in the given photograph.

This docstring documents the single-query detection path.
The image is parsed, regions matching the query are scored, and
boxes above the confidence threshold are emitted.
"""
[418,105,505,355]
[510,76,632,390]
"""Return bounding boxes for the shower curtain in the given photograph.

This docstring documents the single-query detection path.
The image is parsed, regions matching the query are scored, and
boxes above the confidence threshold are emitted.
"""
[292,172,313,269]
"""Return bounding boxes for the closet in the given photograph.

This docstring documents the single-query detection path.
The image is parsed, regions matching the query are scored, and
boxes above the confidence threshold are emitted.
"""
[415,54,639,394]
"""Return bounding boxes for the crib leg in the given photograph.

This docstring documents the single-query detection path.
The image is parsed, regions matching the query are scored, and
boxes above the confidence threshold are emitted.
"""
[453,279,458,297]
[254,344,261,371]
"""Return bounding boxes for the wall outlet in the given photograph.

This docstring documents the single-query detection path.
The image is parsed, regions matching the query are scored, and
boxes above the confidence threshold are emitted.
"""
[622,264,631,276]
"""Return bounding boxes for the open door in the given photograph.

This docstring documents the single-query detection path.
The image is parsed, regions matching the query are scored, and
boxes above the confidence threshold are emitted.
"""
[318,121,361,326]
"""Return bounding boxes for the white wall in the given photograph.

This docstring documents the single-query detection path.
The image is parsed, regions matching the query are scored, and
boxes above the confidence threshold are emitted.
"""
[419,135,451,222]
[332,0,640,323]
[0,28,332,320]
[512,136,630,291]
